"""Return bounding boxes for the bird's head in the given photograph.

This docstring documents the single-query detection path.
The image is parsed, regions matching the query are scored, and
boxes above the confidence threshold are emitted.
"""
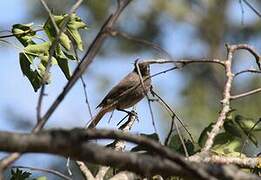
[133,61,150,77]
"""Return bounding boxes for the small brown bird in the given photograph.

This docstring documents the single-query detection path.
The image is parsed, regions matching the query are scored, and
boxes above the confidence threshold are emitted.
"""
[88,62,151,128]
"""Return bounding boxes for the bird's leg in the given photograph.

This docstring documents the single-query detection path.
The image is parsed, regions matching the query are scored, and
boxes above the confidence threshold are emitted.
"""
[116,109,138,126]
[116,108,137,117]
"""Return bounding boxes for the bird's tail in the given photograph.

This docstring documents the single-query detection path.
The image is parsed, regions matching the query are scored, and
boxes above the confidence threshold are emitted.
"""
[87,108,108,128]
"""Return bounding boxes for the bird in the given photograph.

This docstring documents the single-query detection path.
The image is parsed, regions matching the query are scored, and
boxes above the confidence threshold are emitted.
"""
[87,62,151,128]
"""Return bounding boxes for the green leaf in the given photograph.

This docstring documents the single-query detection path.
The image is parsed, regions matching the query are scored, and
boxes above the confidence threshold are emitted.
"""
[62,50,75,60]
[224,120,242,138]
[235,115,254,130]
[67,14,87,30]
[67,14,87,51]
[12,23,36,47]
[212,132,242,156]
[36,176,48,180]
[55,46,71,79]
[39,55,57,66]
[168,134,197,155]
[247,133,258,147]
[67,29,83,50]
[59,32,71,50]
[24,41,51,55]
[198,122,214,147]
[44,15,71,50]
[43,15,64,40]
[235,115,259,146]
[235,115,261,131]
[11,168,32,180]
[213,132,235,147]
[19,53,42,92]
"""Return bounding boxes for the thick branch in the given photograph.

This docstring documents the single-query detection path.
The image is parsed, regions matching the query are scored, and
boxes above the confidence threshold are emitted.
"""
[0,129,258,179]
[188,154,260,168]
[0,129,206,179]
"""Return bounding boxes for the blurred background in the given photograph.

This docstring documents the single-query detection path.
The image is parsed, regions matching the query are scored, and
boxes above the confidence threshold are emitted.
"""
[0,0,260,179]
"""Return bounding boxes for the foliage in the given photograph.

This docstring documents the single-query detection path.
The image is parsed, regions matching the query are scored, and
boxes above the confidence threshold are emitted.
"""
[12,14,87,91]
[10,168,47,180]
[198,113,261,156]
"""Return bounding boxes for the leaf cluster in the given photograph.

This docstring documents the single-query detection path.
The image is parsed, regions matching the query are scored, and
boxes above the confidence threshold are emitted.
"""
[11,168,46,180]
[12,13,87,91]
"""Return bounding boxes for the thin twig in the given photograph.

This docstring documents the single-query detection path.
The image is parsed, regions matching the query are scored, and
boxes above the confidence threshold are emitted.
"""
[108,110,115,124]
[76,161,95,180]
[135,60,157,134]
[144,58,225,67]
[108,28,172,60]
[37,0,61,124]
[230,87,261,100]
[36,0,72,125]
[72,42,93,118]
[39,0,59,34]
[174,117,189,157]
[230,44,261,69]
[150,89,194,143]
[164,117,175,146]
[235,69,261,76]
[240,118,261,155]
[239,0,245,25]
[66,157,72,176]
[150,89,189,157]
[150,67,178,79]
[0,28,43,39]
[242,0,261,18]
[36,86,46,123]
[37,0,84,125]
[12,165,72,180]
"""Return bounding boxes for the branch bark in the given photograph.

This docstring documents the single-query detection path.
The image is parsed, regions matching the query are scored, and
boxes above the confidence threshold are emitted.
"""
[201,43,261,152]
[0,129,259,179]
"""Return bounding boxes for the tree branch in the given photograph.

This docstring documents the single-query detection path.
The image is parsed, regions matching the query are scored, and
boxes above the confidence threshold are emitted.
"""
[108,28,172,60]
[202,44,261,151]
[0,129,205,179]
[0,129,258,179]
[235,68,261,77]
[188,154,260,168]
[230,87,261,100]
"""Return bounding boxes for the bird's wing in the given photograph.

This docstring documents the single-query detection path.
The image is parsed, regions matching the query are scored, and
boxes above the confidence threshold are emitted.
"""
[97,72,139,108]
